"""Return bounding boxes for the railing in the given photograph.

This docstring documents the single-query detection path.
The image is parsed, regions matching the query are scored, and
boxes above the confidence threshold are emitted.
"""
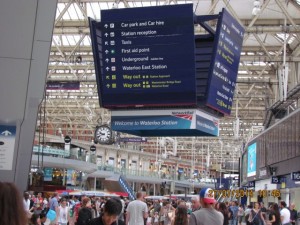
[32,146,215,185]
[32,149,97,164]
[97,165,217,185]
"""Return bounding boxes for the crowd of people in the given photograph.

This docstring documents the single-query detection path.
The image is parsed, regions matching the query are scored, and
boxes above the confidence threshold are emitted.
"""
[0,182,299,225]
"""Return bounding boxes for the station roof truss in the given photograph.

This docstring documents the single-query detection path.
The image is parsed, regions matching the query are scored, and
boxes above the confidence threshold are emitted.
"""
[39,0,300,171]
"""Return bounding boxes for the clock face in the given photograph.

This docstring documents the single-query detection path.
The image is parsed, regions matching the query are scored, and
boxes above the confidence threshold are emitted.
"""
[94,125,112,144]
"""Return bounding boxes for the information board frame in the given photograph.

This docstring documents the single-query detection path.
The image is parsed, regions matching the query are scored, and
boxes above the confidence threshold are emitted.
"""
[89,4,197,109]
[205,8,245,115]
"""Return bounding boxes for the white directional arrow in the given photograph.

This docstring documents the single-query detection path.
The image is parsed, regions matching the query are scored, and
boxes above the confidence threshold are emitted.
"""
[104,33,108,37]
[105,41,108,45]
[106,67,110,71]
[104,24,108,28]
[106,84,110,88]
[105,58,109,63]
[1,130,12,136]
[105,50,109,54]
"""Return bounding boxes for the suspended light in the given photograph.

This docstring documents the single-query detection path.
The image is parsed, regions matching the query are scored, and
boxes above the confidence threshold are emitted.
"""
[253,0,260,7]
[253,7,261,16]
[252,0,261,16]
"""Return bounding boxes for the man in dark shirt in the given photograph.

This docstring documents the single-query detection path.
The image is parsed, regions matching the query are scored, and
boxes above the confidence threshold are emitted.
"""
[260,202,267,221]
[289,203,298,225]
[88,198,125,225]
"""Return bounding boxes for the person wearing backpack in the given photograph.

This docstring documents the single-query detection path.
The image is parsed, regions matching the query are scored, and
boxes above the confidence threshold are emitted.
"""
[76,197,93,225]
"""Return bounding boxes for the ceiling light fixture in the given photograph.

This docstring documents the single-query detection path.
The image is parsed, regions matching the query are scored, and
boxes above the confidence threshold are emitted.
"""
[252,0,261,16]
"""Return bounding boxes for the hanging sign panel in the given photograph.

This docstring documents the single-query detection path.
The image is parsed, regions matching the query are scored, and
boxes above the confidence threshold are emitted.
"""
[111,109,219,137]
[90,4,196,108]
[0,125,16,170]
[206,8,245,115]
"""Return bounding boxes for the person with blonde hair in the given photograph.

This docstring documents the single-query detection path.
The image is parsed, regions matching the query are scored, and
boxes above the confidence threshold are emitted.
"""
[0,182,27,225]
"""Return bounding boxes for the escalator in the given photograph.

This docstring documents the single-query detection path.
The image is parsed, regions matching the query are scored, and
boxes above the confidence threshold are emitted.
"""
[103,174,135,200]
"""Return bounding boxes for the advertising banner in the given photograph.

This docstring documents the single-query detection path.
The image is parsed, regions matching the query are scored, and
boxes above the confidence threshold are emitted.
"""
[67,169,76,185]
[44,168,53,181]
[247,142,257,177]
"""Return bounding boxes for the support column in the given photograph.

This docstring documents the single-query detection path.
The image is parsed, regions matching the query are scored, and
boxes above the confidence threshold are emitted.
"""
[0,0,58,192]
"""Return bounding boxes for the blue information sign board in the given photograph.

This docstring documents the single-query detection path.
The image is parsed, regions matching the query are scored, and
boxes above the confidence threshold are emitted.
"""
[90,4,196,108]
[291,172,300,181]
[248,181,255,188]
[206,9,244,115]
[271,176,281,184]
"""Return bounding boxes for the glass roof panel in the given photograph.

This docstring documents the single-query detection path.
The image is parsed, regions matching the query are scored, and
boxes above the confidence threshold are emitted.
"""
[275,33,296,45]
[69,3,83,20]
[99,2,110,10]
[61,35,78,46]
[56,3,66,19]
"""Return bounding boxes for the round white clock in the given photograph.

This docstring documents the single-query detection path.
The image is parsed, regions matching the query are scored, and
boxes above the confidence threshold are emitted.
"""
[94,125,112,144]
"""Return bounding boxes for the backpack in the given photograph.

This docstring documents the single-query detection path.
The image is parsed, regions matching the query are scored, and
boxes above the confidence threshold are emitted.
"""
[76,207,92,225]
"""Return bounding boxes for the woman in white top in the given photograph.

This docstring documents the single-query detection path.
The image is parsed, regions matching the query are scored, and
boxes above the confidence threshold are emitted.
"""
[58,198,70,225]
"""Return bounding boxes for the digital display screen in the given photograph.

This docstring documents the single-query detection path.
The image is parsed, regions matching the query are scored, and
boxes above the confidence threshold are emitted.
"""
[90,4,196,108]
[206,8,245,115]
[247,142,257,177]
